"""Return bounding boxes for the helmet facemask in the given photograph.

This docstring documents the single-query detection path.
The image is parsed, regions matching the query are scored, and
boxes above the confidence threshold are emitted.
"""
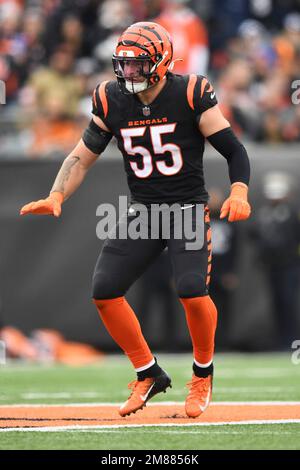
[112,53,162,94]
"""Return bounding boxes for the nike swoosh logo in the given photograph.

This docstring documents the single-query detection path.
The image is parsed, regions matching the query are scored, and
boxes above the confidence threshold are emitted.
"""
[181,204,195,210]
[140,383,156,402]
[210,92,216,99]
[199,386,211,412]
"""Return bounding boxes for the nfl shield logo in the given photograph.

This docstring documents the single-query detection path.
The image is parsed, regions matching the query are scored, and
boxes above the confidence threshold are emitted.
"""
[142,106,150,116]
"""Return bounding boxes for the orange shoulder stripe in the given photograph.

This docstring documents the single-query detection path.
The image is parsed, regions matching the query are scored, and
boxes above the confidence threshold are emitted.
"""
[200,77,213,98]
[200,78,208,98]
[99,81,109,118]
[92,88,97,109]
[187,74,197,110]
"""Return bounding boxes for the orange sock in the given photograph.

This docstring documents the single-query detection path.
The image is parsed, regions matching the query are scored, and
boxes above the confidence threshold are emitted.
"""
[93,297,154,369]
[180,295,217,365]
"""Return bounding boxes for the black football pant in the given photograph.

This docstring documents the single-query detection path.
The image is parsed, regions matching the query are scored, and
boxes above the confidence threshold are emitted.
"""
[92,203,212,300]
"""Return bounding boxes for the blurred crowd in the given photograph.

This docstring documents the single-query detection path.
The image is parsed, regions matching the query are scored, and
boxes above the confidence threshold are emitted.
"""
[0,0,300,158]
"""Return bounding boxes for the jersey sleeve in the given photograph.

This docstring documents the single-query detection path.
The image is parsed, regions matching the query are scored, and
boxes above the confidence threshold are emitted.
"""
[197,76,218,113]
[187,74,218,121]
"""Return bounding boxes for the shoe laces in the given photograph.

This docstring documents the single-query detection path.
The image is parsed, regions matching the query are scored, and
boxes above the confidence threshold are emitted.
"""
[127,378,153,398]
[186,376,210,400]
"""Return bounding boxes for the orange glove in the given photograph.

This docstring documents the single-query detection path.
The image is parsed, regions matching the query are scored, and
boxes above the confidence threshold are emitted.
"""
[20,191,64,217]
[220,182,251,222]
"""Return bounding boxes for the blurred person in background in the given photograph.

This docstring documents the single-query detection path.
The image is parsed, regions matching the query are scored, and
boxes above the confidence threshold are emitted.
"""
[26,45,82,118]
[252,172,300,350]
[217,59,259,138]
[208,188,239,350]
[217,20,278,140]
[19,44,85,157]
[27,92,84,158]
[154,0,209,75]
[215,16,300,143]
[44,14,84,59]
[74,56,102,118]
[92,0,133,67]
[18,9,46,83]
[20,21,251,420]
[0,54,19,104]
[258,71,294,142]
[130,0,163,22]
[273,12,300,78]
[0,0,24,102]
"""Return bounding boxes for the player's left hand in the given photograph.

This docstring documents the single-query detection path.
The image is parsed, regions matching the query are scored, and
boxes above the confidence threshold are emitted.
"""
[220,182,251,222]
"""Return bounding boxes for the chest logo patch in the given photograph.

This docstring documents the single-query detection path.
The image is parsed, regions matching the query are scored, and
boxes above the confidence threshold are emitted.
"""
[142,106,151,116]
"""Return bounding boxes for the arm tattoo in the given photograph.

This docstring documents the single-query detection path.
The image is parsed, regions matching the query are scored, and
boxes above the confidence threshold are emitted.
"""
[51,156,80,193]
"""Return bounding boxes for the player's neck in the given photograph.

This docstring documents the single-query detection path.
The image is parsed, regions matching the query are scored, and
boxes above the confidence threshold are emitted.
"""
[136,77,167,105]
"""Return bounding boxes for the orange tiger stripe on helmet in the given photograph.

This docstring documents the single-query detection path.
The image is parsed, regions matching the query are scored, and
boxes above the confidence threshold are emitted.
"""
[122,25,164,53]
[120,35,158,57]
[129,22,166,45]
[117,25,166,58]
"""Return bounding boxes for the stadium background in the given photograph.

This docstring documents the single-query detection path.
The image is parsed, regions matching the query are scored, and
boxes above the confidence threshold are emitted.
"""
[1,0,300,355]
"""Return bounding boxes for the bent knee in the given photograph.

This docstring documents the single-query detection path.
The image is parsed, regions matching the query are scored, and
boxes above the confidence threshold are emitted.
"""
[176,272,208,298]
[92,271,125,300]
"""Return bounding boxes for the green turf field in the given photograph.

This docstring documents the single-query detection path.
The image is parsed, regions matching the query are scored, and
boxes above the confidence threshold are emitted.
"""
[1,353,300,450]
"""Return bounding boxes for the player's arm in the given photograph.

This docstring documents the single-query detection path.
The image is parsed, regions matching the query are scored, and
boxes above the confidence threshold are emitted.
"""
[199,101,251,222]
[20,116,112,217]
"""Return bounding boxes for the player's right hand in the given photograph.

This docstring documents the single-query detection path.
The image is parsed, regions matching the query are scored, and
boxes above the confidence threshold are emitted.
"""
[20,191,64,217]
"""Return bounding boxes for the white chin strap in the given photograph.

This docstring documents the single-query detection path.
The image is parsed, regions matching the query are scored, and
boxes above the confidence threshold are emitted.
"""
[125,79,149,94]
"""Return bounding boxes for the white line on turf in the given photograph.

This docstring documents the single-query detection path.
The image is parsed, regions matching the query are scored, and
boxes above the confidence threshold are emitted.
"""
[0,419,300,432]
[3,387,293,401]
[0,387,295,402]
[216,369,295,378]
[21,392,102,399]
[51,430,299,435]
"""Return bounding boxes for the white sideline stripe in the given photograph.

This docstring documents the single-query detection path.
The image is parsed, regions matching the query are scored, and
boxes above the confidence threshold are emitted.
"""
[216,370,296,378]
[1,368,296,379]
[65,430,299,435]
[0,386,294,400]
[1,419,300,433]
[0,401,300,408]
[21,392,101,399]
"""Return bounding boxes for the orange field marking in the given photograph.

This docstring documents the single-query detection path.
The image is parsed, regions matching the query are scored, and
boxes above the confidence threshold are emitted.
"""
[0,403,300,430]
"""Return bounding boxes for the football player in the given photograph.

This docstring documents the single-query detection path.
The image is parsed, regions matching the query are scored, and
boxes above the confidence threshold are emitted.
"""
[20,22,251,418]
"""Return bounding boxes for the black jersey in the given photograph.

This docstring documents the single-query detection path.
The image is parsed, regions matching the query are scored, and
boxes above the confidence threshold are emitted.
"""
[92,72,217,205]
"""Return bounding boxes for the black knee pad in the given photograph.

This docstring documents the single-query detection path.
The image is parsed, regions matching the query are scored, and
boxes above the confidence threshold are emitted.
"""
[176,272,208,298]
[92,271,125,299]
